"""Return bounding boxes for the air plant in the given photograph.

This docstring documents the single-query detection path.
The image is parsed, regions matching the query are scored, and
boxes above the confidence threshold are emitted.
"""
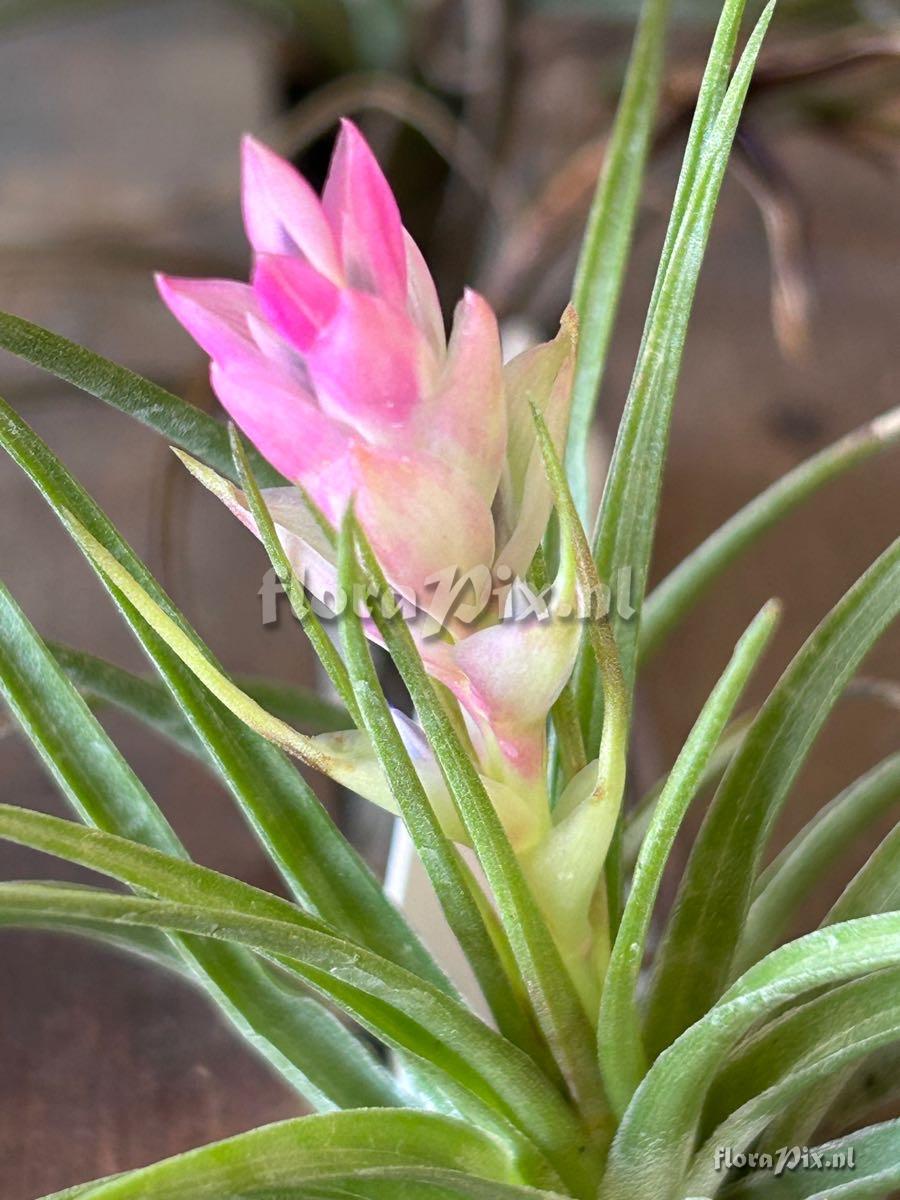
[0,0,898,1197]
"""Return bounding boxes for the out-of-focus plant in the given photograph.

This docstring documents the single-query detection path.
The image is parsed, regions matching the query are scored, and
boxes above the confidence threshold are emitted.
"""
[6,0,900,366]
[1,0,899,1197]
[0,0,411,69]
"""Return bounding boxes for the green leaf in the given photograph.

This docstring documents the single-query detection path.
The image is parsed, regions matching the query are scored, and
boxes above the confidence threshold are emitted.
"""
[566,0,672,518]
[640,0,751,330]
[334,512,549,1068]
[600,914,900,1200]
[578,0,771,741]
[351,520,610,1164]
[722,1119,900,1200]
[59,499,523,1120]
[822,1047,900,1138]
[61,512,446,869]
[0,881,585,1191]
[0,881,182,971]
[0,392,442,987]
[29,1109,535,1200]
[688,1005,900,1198]
[528,400,629,964]
[0,805,564,1127]
[703,966,900,1136]
[825,823,900,924]
[645,536,900,1057]
[622,712,751,869]
[235,674,348,732]
[640,404,900,662]
[226,428,361,725]
[0,586,402,1111]
[47,640,348,758]
[736,753,900,972]
[690,969,900,1193]
[61,512,346,766]
[597,600,779,1117]
[25,900,403,1121]
[0,581,176,850]
[0,804,343,930]
[0,311,282,486]
[50,1171,571,1200]
[278,1177,570,1200]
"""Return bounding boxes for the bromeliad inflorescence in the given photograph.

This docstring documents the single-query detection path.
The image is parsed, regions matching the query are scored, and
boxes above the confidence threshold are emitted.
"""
[2,0,899,1195]
[157,122,621,1004]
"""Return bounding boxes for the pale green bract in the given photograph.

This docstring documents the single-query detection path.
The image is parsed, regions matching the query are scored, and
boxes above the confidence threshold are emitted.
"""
[0,0,898,1197]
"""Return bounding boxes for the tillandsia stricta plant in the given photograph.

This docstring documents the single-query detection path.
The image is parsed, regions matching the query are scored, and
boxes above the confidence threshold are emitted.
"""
[0,0,899,1196]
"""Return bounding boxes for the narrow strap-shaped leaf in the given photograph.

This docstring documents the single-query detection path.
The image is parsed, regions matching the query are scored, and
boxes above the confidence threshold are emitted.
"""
[704,967,900,1134]
[825,823,900,924]
[0,883,182,971]
[0,310,282,485]
[640,0,750,333]
[274,1176,571,1200]
[580,0,774,738]
[42,1169,572,1200]
[597,600,779,1117]
[62,514,359,773]
[722,1119,900,1200]
[0,581,179,851]
[0,591,403,1111]
[0,392,444,987]
[49,640,349,747]
[566,0,671,519]
[0,806,568,1130]
[688,1004,900,1198]
[736,753,900,972]
[351,520,609,1160]
[817,1047,900,1146]
[0,804,347,931]
[758,1059,865,1170]
[0,806,508,1136]
[529,402,629,962]
[645,536,900,1058]
[600,914,900,1200]
[622,712,751,869]
[47,639,207,756]
[0,882,586,1191]
[641,405,900,662]
[0,884,399,1119]
[334,513,550,1070]
[227,428,361,723]
[27,1109,537,1200]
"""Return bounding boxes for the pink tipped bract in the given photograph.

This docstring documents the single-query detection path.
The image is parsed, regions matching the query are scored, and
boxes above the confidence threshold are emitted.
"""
[157,121,505,598]
[158,122,580,793]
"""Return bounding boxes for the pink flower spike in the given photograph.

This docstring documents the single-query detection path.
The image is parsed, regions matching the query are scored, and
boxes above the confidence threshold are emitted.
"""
[210,363,352,504]
[175,453,341,611]
[241,135,342,281]
[353,443,496,603]
[303,290,423,441]
[322,119,407,305]
[494,306,578,579]
[156,274,261,370]
[426,289,505,504]
[403,230,445,357]
[253,254,340,352]
[448,610,580,783]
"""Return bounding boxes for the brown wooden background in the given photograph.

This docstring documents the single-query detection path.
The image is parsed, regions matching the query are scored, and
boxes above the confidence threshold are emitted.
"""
[1,3,898,1196]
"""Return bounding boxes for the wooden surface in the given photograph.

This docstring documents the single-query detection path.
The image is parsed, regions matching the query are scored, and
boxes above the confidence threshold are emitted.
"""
[0,4,898,1197]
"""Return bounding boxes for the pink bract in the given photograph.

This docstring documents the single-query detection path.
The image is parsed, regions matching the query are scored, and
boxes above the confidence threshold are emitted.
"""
[159,122,579,797]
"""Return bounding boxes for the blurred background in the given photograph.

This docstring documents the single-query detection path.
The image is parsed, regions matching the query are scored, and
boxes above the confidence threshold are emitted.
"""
[0,0,898,1194]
